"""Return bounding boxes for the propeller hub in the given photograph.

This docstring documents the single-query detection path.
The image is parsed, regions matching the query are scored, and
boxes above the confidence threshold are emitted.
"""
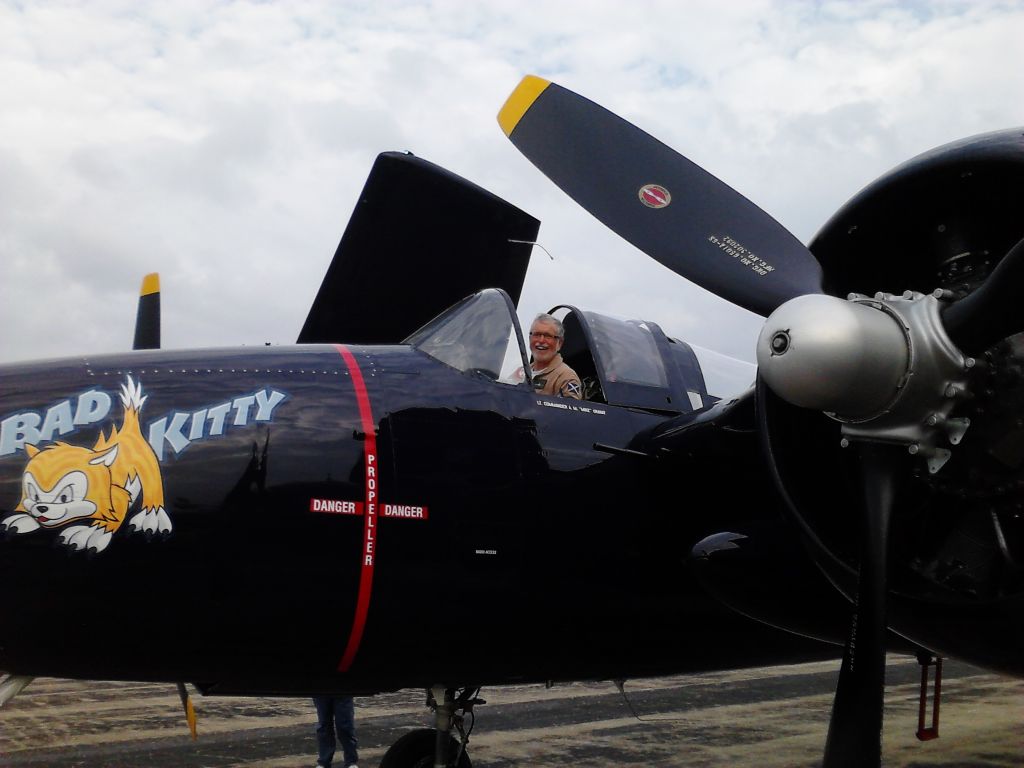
[757,294,909,419]
[759,290,976,473]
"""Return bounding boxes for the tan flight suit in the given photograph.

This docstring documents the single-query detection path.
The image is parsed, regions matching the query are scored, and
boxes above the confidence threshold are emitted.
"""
[530,355,583,399]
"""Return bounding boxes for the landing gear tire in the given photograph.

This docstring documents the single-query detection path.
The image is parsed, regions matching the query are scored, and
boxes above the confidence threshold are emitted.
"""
[378,727,472,768]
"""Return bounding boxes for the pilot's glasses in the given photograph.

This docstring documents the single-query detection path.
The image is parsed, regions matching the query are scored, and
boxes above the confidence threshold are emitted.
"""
[530,331,560,341]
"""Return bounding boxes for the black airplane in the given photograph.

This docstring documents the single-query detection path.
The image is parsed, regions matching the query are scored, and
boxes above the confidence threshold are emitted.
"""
[0,150,848,767]
[0,75,1021,768]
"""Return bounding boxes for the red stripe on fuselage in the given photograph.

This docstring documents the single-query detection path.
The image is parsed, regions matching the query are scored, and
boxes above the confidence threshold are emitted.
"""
[334,344,378,672]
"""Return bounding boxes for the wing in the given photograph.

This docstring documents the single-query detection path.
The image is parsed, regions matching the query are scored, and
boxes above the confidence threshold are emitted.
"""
[298,152,539,345]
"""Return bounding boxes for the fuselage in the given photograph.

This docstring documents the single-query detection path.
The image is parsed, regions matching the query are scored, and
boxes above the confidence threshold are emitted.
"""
[0,343,836,695]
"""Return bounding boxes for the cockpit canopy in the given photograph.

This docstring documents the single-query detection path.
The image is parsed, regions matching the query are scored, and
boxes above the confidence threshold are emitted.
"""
[406,290,754,413]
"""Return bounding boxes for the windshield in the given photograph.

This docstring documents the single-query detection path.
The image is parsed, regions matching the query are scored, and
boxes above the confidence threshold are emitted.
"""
[405,289,528,381]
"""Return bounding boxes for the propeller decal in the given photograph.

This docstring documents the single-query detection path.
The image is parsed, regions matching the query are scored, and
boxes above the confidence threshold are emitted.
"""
[334,344,380,673]
[638,183,671,209]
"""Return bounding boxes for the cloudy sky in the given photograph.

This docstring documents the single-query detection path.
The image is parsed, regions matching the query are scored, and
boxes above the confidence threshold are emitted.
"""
[2,0,1023,371]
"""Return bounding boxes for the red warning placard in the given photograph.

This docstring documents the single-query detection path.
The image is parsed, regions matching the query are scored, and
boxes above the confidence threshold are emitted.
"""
[309,498,364,515]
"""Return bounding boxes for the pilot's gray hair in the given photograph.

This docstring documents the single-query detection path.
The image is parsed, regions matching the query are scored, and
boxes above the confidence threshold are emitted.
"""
[532,313,564,339]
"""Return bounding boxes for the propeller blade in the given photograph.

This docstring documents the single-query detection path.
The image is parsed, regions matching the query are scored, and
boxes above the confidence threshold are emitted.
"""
[498,76,824,317]
[942,235,1024,354]
[823,444,900,768]
[176,681,198,739]
[133,272,161,350]
[0,674,33,707]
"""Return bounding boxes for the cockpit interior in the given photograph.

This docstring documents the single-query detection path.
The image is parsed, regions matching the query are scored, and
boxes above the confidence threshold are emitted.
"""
[406,289,754,414]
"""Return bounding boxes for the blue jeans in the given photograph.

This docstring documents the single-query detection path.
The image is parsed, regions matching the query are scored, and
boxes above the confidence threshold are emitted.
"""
[313,696,359,767]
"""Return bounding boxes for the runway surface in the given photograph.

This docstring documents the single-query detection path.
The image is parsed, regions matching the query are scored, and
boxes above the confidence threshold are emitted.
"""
[2,657,1022,767]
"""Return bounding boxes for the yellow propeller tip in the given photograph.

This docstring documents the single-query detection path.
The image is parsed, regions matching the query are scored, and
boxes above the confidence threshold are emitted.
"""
[140,273,160,297]
[497,75,551,137]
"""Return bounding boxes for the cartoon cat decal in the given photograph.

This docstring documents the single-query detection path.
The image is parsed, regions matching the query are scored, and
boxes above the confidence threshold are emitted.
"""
[1,375,170,553]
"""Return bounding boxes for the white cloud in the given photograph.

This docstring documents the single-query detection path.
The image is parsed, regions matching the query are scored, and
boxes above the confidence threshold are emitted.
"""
[1,0,1023,368]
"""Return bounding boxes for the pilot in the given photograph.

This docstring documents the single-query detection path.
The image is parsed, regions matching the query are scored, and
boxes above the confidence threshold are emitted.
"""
[513,313,583,399]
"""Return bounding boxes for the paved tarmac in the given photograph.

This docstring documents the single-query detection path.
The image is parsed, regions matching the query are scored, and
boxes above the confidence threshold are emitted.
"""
[1,657,1022,767]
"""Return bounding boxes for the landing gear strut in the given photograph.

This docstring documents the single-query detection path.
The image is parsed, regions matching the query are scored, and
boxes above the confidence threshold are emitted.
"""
[378,686,482,768]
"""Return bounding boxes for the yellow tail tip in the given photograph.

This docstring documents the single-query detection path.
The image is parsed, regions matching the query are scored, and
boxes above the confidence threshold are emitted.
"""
[497,75,551,137]
[140,273,160,297]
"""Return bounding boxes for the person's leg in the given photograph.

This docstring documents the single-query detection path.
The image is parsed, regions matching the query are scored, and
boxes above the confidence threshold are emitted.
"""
[313,696,338,767]
[333,696,359,767]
